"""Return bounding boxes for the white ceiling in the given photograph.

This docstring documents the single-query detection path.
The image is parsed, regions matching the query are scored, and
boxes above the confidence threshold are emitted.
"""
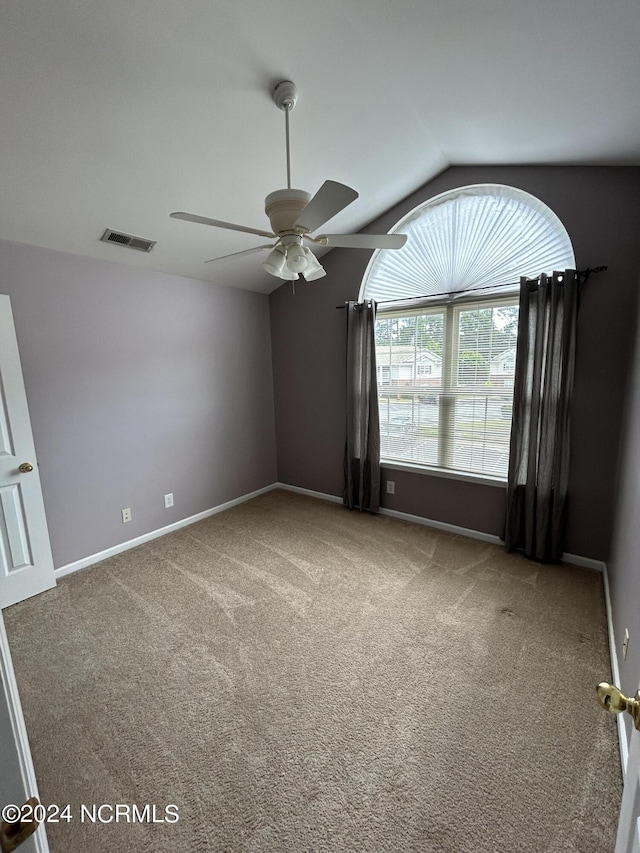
[1,0,639,295]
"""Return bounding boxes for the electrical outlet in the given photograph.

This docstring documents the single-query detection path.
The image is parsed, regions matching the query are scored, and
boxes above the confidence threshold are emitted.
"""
[623,628,630,660]
[121,507,132,523]
[386,480,395,495]
[164,493,174,509]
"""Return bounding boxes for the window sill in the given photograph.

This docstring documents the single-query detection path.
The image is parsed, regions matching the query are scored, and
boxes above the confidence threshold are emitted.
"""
[380,459,507,488]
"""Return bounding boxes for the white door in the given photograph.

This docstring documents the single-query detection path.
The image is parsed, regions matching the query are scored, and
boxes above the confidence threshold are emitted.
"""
[0,295,55,609]
[0,611,49,852]
[616,691,640,852]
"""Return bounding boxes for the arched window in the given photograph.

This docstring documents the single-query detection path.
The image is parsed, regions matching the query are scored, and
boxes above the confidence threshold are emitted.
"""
[361,184,575,481]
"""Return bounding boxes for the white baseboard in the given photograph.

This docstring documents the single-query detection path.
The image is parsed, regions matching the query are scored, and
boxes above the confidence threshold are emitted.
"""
[277,483,500,545]
[52,475,612,594]
[275,483,605,568]
[559,552,607,572]
[59,476,603,576]
[55,484,278,578]
[275,482,343,504]
[379,505,503,544]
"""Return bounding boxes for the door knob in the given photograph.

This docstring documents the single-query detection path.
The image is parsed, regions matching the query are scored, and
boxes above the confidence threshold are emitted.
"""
[596,682,640,730]
[0,797,40,853]
[18,463,33,473]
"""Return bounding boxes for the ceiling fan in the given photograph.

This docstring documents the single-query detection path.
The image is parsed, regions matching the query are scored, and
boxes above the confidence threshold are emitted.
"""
[170,81,407,282]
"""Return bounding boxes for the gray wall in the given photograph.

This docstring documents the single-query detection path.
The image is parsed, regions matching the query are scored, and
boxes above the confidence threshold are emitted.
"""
[0,239,277,568]
[270,165,640,562]
[607,270,640,744]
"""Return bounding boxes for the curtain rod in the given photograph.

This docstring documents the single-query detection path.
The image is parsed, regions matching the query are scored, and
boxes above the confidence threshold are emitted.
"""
[334,266,607,308]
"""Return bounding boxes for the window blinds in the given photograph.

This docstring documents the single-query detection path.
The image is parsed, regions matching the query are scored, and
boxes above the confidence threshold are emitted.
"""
[362,184,576,304]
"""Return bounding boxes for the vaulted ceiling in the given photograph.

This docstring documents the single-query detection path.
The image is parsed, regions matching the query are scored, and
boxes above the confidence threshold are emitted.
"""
[1,0,639,294]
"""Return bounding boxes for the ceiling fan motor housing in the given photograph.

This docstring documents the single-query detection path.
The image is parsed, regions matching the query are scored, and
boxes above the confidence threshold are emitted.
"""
[265,189,311,234]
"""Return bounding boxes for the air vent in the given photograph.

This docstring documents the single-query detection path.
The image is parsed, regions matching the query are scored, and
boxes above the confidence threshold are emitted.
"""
[101,229,156,252]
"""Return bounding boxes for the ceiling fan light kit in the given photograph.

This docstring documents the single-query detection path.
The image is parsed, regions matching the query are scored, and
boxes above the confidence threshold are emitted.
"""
[263,244,288,278]
[283,240,308,274]
[302,247,326,281]
[170,81,407,283]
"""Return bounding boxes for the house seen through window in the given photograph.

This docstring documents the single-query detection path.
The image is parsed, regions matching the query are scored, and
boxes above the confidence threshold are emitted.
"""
[360,184,576,479]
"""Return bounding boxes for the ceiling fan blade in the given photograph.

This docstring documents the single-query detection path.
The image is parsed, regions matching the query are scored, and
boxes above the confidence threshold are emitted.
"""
[170,212,275,239]
[294,181,359,233]
[316,233,408,250]
[204,244,274,264]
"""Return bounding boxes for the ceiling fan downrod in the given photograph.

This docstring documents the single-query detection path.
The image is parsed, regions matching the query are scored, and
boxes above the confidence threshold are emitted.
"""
[170,78,407,282]
[273,81,298,191]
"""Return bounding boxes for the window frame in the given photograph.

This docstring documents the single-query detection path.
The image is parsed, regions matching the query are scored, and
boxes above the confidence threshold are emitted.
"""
[376,292,519,484]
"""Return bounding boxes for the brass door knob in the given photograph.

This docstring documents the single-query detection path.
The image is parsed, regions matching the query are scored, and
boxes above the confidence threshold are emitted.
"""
[596,682,640,730]
[0,797,40,853]
[18,462,33,473]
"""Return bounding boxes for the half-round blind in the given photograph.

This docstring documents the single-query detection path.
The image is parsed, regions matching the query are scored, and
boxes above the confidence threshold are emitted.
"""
[360,184,575,302]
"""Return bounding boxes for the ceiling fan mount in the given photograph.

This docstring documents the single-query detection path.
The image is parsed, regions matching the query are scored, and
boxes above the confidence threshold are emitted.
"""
[170,80,407,282]
[272,79,298,112]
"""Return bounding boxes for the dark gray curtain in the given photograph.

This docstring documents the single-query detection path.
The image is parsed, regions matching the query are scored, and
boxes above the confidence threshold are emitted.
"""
[504,270,579,561]
[343,300,381,512]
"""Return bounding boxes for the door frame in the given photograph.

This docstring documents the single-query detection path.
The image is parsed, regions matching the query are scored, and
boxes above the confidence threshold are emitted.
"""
[615,682,640,852]
[0,610,49,853]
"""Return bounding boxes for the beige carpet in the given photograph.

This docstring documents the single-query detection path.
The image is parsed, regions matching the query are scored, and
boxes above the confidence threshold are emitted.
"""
[5,489,621,852]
